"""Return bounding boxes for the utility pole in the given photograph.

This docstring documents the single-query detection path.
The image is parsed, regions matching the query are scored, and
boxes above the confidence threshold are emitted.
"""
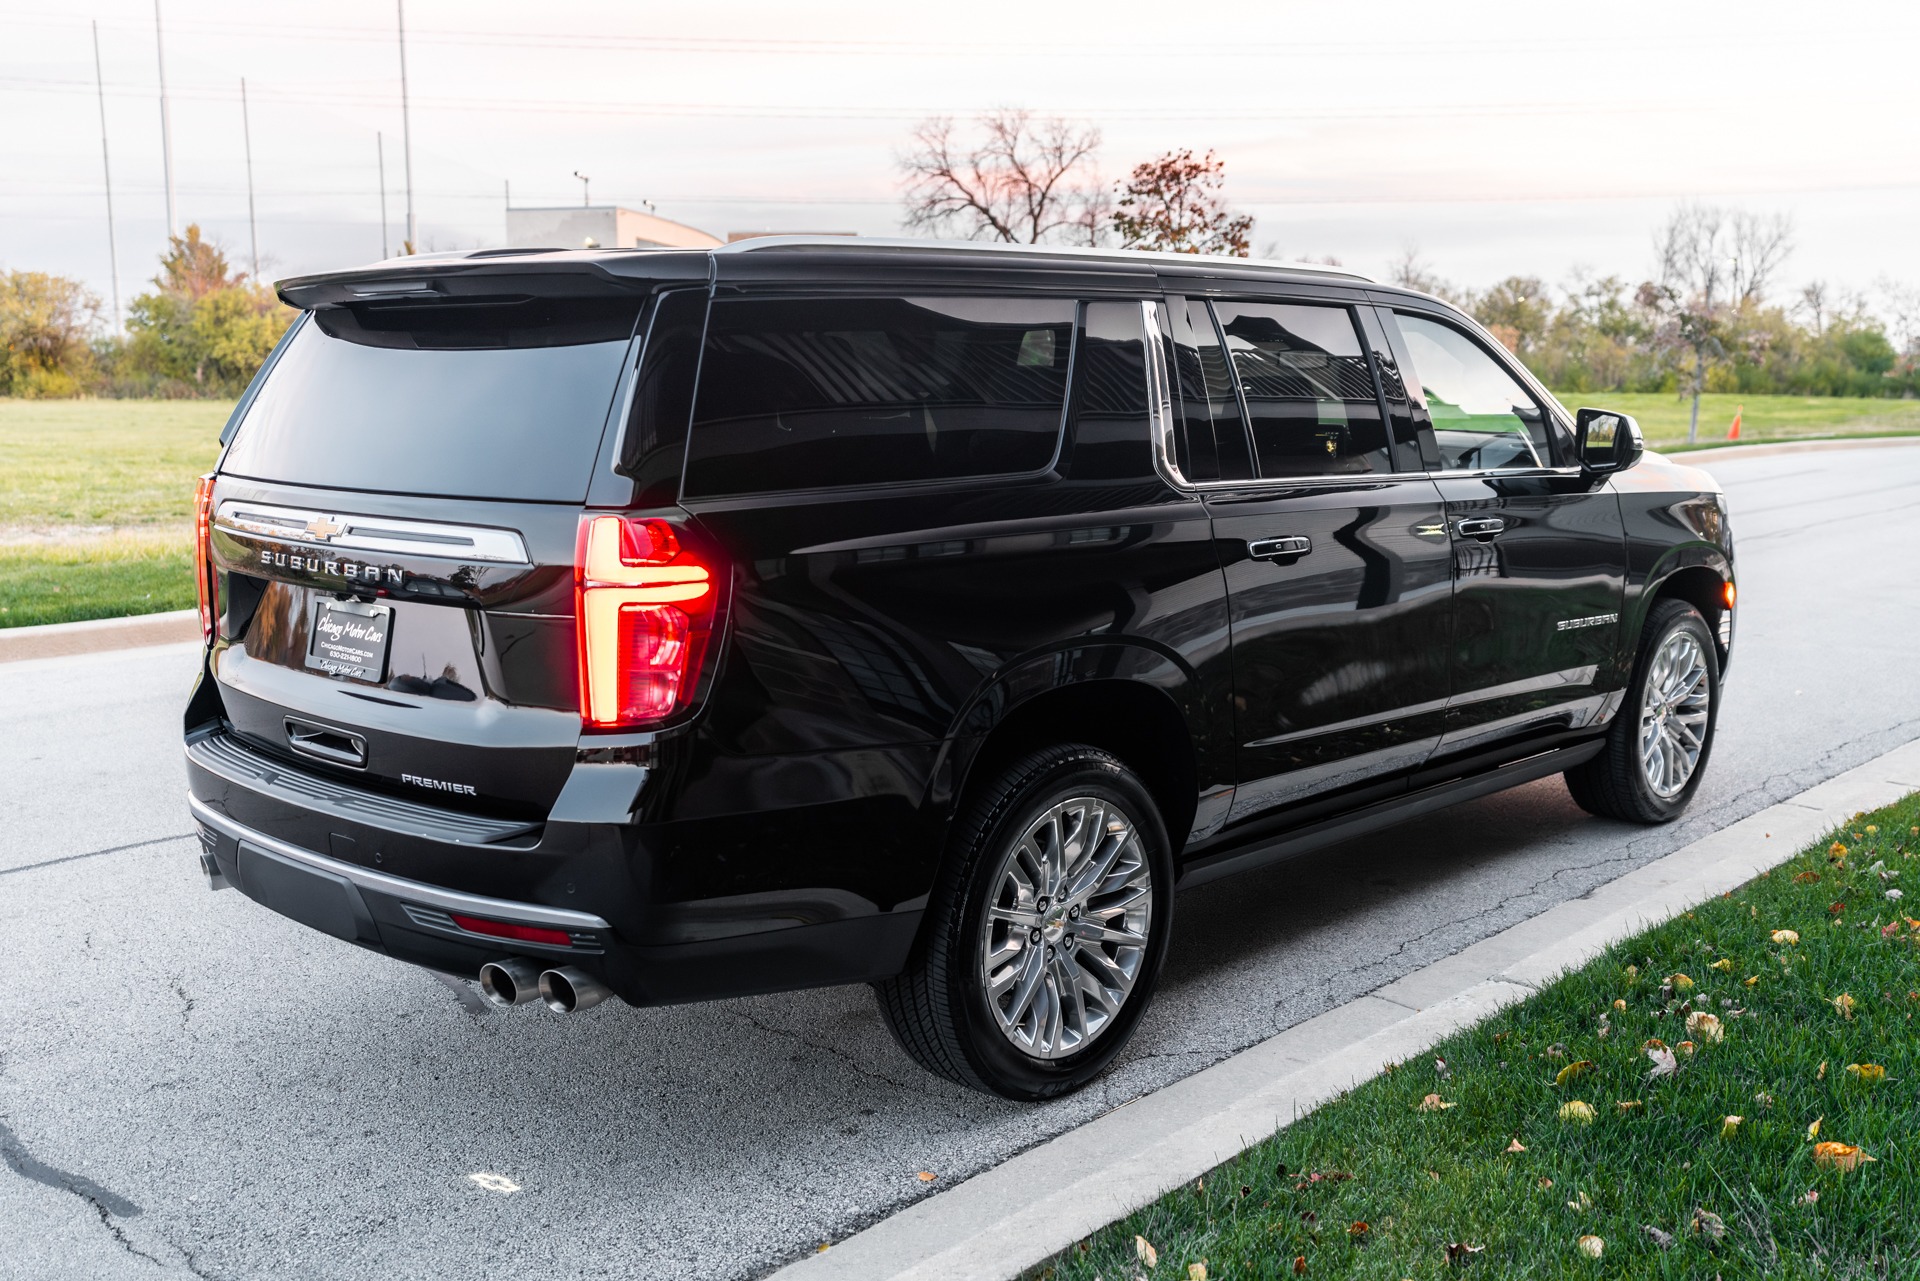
[574,171,590,207]
[377,132,389,259]
[91,21,122,330]
[241,77,258,279]
[503,179,510,242]
[396,0,416,253]
[154,0,176,239]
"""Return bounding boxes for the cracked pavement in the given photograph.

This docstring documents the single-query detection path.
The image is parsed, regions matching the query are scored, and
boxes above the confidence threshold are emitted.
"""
[3,446,1917,1280]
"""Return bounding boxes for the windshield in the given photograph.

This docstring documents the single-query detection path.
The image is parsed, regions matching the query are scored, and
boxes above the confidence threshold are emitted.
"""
[222,299,639,502]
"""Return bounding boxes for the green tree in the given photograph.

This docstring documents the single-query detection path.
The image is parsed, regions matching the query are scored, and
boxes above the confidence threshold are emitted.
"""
[123,224,293,396]
[0,271,100,397]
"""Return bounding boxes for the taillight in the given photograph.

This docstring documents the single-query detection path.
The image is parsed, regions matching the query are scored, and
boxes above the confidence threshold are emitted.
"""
[194,474,216,641]
[576,515,720,730]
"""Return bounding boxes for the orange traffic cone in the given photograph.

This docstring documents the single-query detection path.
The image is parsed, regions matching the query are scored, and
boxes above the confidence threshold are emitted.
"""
[1728,404,1743,440]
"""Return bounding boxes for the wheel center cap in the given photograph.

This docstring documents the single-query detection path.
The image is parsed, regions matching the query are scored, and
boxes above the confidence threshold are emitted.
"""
[1042,911,1069,943]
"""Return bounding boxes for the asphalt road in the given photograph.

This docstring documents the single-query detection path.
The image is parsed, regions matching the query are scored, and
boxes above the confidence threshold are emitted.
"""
[5,445,1919,1281]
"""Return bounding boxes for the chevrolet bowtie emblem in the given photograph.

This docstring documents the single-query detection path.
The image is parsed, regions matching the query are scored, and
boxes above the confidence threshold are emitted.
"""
[303,516,347,542]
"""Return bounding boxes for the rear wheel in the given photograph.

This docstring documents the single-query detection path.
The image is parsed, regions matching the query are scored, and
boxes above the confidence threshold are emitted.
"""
[1566,598,1719,823]
[875,745,1174,1100]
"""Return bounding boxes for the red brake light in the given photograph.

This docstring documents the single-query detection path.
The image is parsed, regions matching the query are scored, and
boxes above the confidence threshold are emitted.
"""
[448,913,573,948]
[194,474,216,641]
[576,515,720,729]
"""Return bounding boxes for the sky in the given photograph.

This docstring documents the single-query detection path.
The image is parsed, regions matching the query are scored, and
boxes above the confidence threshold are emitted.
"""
[4,0,1917,323]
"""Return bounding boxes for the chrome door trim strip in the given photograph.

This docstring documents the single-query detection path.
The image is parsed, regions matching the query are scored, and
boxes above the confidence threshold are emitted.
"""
[214,500,530,564]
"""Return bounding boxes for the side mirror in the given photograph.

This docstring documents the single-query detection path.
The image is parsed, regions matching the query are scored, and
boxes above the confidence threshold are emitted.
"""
[1575,408,1644,475]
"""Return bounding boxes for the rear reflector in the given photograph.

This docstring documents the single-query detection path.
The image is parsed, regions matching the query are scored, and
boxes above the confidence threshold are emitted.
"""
[449,913,574,948]
[576,515,720,729]
[194,474,217,641]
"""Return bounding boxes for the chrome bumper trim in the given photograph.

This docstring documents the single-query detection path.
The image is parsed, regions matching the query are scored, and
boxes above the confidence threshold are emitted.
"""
[188,794,610,933]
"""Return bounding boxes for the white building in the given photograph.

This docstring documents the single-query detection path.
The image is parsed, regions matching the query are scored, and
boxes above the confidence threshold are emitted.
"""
[504,206,723,251]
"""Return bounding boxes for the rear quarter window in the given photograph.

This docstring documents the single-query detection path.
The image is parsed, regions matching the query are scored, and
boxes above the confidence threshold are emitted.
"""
[683,296,1074,498]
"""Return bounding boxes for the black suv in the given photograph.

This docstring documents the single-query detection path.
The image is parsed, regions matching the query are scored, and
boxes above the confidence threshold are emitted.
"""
[185,239,1734,1099]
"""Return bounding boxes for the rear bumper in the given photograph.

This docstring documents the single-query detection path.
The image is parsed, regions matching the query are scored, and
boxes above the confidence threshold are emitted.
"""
[185,730,925,1004]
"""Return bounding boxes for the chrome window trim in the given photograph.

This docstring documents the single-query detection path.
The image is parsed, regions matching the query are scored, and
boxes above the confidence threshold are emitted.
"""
[190,794,610,932]
[1142,300,1442,494]
[214,500,530,565]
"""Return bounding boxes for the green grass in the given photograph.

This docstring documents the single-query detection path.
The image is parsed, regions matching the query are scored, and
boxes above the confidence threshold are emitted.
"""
[1547,391,1920,450]
[0,398,228,627]
[0,534,196,627]
[1033,798,1920,1280]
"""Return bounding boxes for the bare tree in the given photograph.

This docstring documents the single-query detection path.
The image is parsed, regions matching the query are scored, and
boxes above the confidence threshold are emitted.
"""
[899,110,1105,245]
[1110,149,1251,256]
[1643,204,1793,444]
[1796,280,1831,337]
[1387,245,1462,304]
[1875,277,1920,359]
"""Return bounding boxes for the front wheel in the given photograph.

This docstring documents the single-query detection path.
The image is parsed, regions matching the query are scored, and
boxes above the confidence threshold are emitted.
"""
[1566,598,1720,823]
[874,745,1174,1100]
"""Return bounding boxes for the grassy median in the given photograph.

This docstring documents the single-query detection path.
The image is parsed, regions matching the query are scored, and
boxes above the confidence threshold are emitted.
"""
[1560,392,1920,450]
[0,398,227,626]
[1032,796,1920,1280]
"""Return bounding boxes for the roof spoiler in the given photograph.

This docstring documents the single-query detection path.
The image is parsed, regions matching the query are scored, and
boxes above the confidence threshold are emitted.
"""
[277,250,710,310]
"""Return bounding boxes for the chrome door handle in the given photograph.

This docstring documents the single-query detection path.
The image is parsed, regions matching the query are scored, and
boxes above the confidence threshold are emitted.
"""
[1248,535,1312,560]
[1455,517,1507,539]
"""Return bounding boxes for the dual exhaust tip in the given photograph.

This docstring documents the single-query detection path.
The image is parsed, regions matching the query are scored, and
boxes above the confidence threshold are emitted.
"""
[478,959,611,1014]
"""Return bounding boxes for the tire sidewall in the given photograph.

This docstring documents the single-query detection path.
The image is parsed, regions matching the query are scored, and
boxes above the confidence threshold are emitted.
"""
[1622,603,1720,820]
[948,752,1175,1100]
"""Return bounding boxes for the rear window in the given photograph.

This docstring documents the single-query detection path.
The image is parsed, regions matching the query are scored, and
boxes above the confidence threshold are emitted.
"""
[683,296,1074,498]
[221,298,640,503]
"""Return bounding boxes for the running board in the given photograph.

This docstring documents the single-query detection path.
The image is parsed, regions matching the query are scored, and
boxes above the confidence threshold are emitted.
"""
[1176,739,1606,889]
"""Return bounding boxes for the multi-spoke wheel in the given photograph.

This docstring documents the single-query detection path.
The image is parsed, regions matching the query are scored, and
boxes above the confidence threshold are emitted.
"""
[978,795,1153,1060]
[1567,598,1721,823]
[874,745,1173,1099]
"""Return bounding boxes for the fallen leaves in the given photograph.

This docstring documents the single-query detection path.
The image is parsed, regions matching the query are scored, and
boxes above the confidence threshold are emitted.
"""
[1553,1060,1595,1087]
[1690,1207,1727,1240]
[1646,1045,1679,1079]
[1772,929,1801,945]
[1558,1100,1596,1125]
[1794,870,1821,884]
[1291,1255,1306,1275]
[1347,1221,1370,1241]
[1444,1242,1484,1267]
[1720,1115,1743,1138]
[1644,1224,1676,1250]
[1845,1062,1886,1083]
[1616,1100,1642,1113]
[1566,1190,1593,1212]
[916,1171,937,1182]
[1416,1093,1456,1112]
[1505,1139,1526,1153]
[1710,958,1735,972]
[1136,1234,1158,1268]
[1188,1264,1208,1281]
[1832,992,1857,1019]
[1685,1011,1725,1043]
[1808,1117,1823,1139]
[1668,972,1695,991]
[1576,1234,1604,1259]
[1813,1141,1876,1171]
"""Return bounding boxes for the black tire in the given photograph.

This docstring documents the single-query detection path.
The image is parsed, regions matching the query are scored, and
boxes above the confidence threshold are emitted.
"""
[874,745,1175,1100]
[1566,599,1720,823]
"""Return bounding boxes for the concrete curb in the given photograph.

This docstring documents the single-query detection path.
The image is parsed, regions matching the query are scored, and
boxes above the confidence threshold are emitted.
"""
[1663,434,1920,463]
[771,736,1920,1281]
[0,609,199,664]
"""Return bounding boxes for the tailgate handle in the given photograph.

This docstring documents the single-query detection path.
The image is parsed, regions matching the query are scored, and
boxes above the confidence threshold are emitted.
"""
[285,719,367,769]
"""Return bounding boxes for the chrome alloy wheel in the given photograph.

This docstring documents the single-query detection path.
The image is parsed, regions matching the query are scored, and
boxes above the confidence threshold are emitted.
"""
[1639,629,1712,798]
[978,795,1153,1061]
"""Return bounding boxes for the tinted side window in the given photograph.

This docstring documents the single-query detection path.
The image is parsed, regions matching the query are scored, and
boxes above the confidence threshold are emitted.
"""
[1168,299,1255,483]
[1071,302,1156,479]
[1395,313,1548,471]
[1214,301,1389,477]
[684,297,1074,497]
